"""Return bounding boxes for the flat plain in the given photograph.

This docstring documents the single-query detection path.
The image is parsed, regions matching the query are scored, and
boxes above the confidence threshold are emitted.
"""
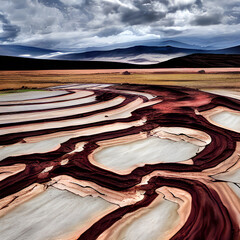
[0,68,240,90]
[0,81,239,240]
[0,69,239,240]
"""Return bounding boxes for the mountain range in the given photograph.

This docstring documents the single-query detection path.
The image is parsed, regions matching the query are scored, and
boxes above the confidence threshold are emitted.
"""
[0,40,240,68]
[0,54,240,70]
[49,45,240,64]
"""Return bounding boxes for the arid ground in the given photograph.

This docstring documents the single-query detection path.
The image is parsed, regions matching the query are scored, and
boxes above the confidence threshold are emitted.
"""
[0,69,239,240]
[0,68,240,91]
[0,82,239,240]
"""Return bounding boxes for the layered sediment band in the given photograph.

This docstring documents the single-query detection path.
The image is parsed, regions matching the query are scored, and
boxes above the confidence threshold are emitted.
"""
[0,84,239,240]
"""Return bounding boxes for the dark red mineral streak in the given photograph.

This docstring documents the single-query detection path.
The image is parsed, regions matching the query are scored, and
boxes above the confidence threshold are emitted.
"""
[79,177,239,240]
[0,84,239,240]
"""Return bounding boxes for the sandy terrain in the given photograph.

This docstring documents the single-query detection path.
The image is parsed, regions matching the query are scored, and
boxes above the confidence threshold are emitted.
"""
[0,68,240,90]
[0,83,239,240]
[1,68,240,75]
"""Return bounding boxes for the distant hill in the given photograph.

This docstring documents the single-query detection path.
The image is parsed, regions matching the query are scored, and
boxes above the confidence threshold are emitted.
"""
[213,46,240,54]
[0,55,137,70]
[51,45,240,64]
[1,43,240,65]
[0,45,56,58]
[152,40,200,49]
[0,54,239,70]
[51,45,201,64]
[52,45,199,59]
[154,54,240,68]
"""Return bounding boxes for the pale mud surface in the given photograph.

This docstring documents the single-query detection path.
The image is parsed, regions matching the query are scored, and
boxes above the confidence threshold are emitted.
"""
[0,84,239,240]
[0,90,93,105]
[201,106,240,133]
[0,96,123,125]
[0,187,115,240]
[203,89,240,100]
[94,136,200,172]
[0,90,68,101]
[210,111,240,132]
[0,95,96,113]
[113,196,180,240]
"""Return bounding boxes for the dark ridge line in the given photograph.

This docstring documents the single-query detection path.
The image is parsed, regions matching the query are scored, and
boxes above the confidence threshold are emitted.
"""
[0,89,148,115]
[0,90,154,141]
[0,54,240,70]
[0,96,137,128]
[0,109,238,179]
[0,55,140,70]
[0,92,95,107]
[0,97,100,115]
[0,84,240,240]
[79,177,239,240]
[197,96,240,112]
[0,88,239,174]
[0,114,144,146]
[0,90,72,104]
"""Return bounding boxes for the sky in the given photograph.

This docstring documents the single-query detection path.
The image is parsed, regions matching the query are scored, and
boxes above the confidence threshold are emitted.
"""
[0,0,239,50]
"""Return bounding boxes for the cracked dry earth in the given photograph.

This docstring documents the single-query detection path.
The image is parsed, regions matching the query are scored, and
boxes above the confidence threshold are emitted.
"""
[0,83,239,240]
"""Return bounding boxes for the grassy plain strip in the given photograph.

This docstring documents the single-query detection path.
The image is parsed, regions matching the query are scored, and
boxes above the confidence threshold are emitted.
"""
[0,72,240,90]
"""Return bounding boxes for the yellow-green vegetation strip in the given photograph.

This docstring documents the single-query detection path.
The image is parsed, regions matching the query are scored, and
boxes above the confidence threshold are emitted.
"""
[0,73,240,90]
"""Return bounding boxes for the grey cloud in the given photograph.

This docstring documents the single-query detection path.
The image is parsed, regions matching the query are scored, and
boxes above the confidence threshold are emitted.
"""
[164,0,203,13]
[0,0,239,49]
[161,29,183,36]
[0,13,20,41]
[121,9,165,25]
[11,0,29,10]
[119,0,167,25]
[38,0,66,12]
[101,1,121,15]
[195,0,203,8]
[151,18,175,28]
[21,38,62,49]
[97,27,124,37]
[224,3,240,24]
[191,13,222,26]
[119,0,202,26]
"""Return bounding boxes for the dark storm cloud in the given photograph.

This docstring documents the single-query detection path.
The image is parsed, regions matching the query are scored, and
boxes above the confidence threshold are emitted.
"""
[37,0,66,12]
[121,9,165,25]
[0,0,239,48]
[167,0,202,14]
[191,13,222,26]
[224,2,240,24]
[125,0,164,21]
[160,28,183,36]
[119,0,199,25]
[0,13,20,41]
[97,27,124,37]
